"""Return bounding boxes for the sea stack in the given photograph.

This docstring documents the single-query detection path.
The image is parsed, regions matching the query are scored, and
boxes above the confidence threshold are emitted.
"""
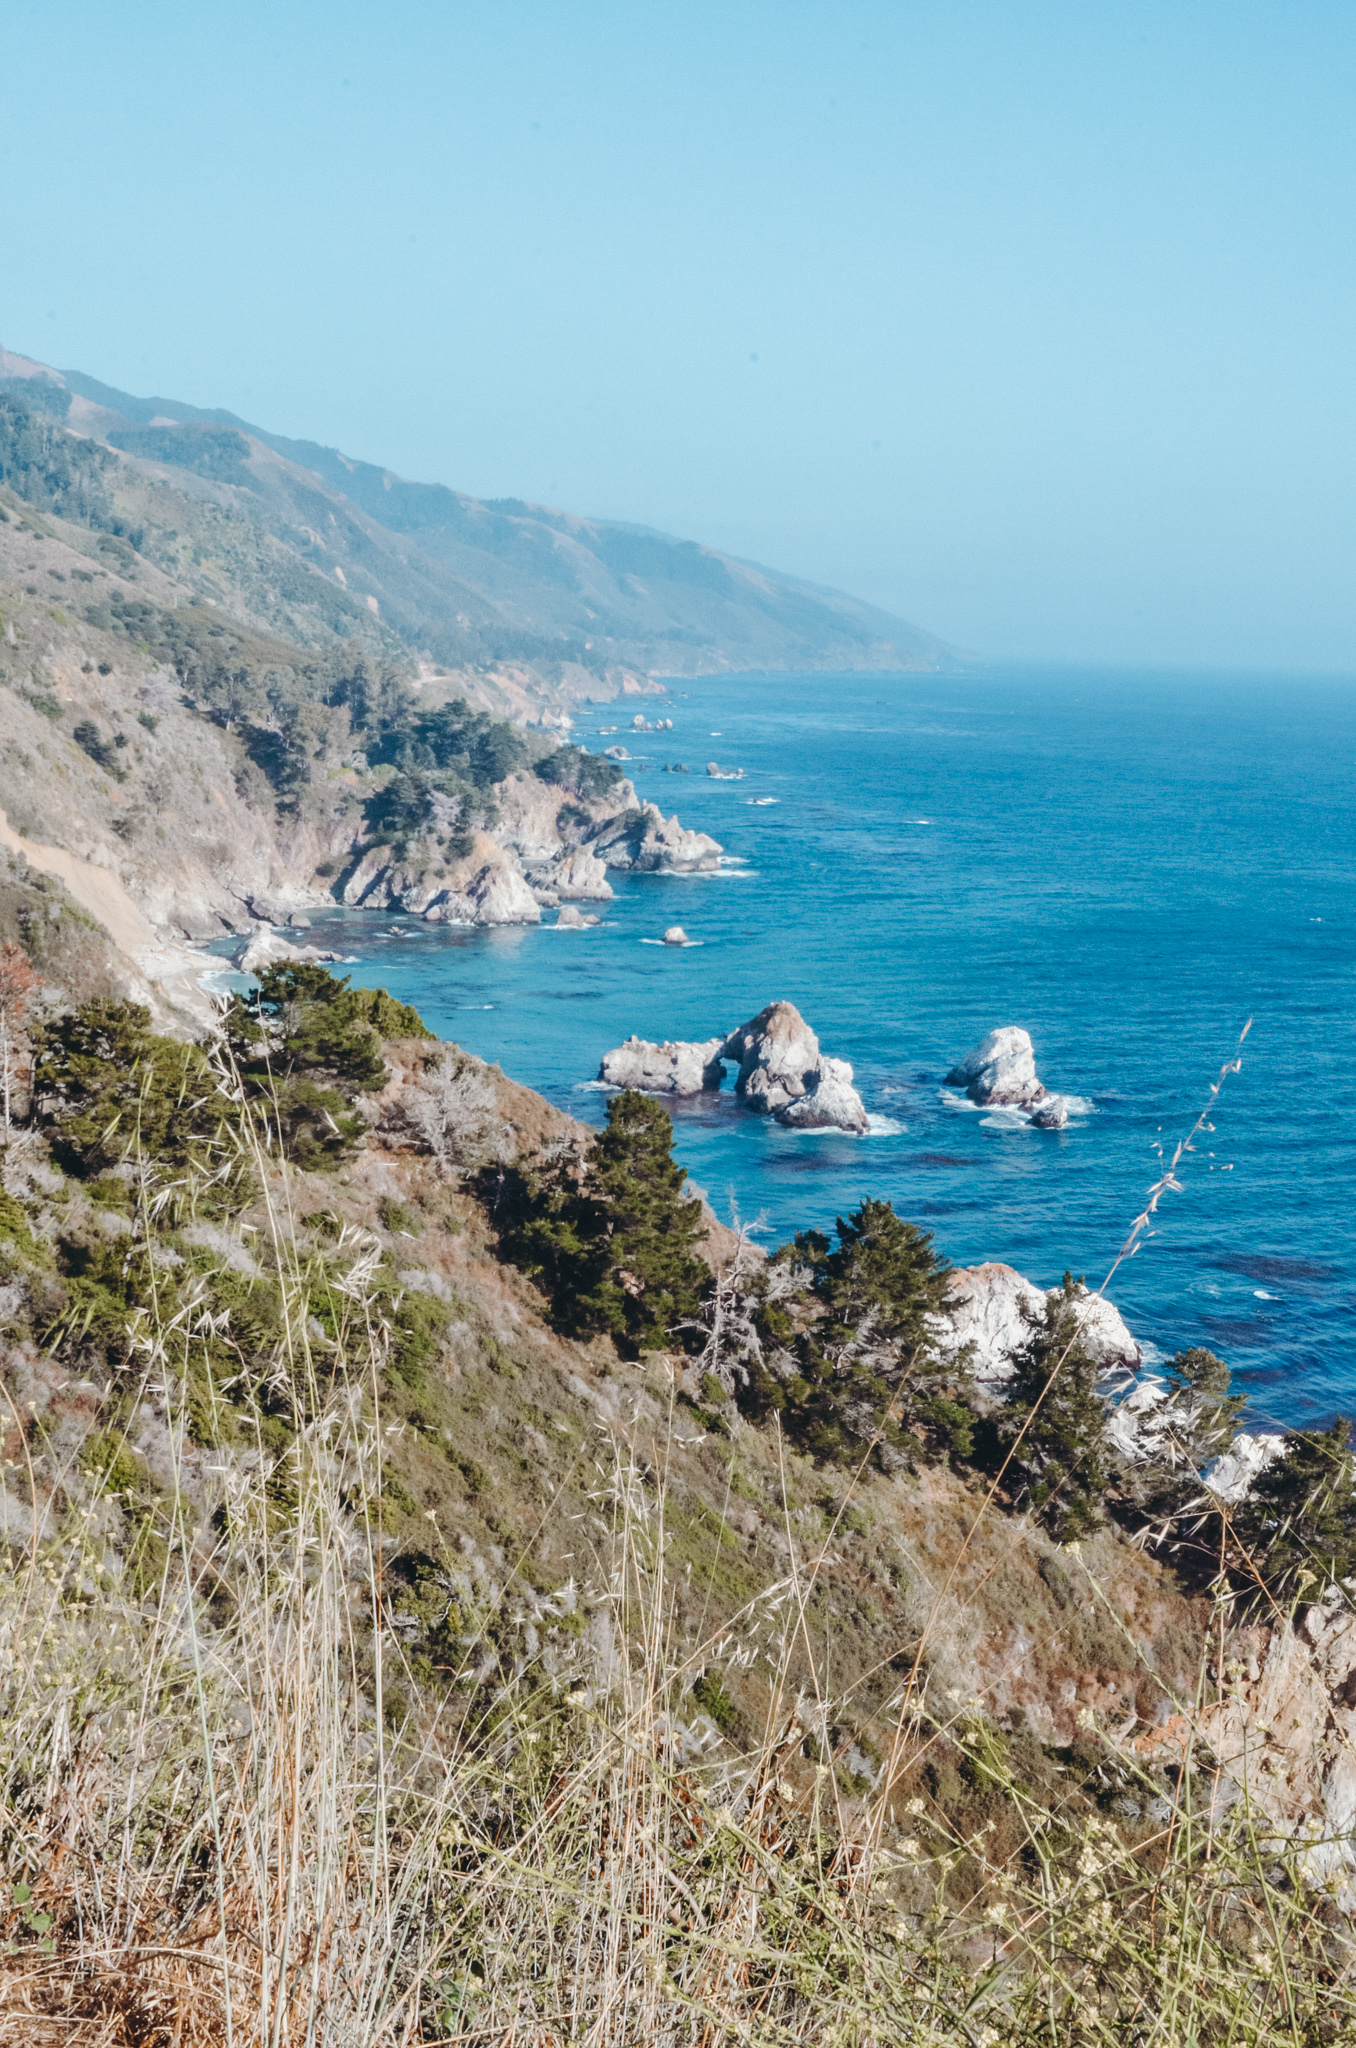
[945,1027,1072,1128]
[597,1000,869,1133]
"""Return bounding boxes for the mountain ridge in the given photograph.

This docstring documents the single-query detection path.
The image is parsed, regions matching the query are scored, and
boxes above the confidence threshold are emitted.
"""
[0,345,956,704]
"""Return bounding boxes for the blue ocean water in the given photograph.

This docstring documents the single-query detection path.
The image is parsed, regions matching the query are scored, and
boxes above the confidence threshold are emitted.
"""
[278,666,1356,1430]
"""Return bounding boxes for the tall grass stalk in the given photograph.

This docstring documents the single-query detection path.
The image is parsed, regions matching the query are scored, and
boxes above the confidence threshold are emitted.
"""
[1,1043,1354,2043]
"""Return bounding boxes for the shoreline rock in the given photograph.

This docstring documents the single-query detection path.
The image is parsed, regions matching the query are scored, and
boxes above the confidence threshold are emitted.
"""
[936,1262,1140,1382]
[589,800,722,873]
[231,927,348,976]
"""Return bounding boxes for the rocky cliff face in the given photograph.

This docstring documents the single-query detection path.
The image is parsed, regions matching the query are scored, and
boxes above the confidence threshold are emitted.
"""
[0,480,720,1017]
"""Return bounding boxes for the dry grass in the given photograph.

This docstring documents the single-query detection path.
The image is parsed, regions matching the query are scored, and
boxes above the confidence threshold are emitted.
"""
[2,1041,1356,2044]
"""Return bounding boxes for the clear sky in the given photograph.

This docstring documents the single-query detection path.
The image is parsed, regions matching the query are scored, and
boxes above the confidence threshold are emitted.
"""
[2,1,1352,669]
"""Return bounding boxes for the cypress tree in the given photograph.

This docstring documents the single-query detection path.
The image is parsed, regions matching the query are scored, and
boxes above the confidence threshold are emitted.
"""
[999,1275,1111,1540]
[494,1089,707,1355]
[777,1199,964,1464]
[1233,1419,1356,1601]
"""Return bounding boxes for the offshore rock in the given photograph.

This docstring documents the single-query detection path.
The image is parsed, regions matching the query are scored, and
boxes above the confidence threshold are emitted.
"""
[596,1001,869,1133]
[599,1035,726,1093]
[776,1056,869,1131]
[947,1026,1071,1126]
[555,904,600,929]
[937,1262,1140,1383]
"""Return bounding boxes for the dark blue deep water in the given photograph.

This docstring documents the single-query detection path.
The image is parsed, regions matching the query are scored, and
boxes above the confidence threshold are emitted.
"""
[267,667,1356,1431]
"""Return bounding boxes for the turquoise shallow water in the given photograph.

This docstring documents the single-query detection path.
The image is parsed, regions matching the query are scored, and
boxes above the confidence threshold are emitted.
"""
[248,666,1356,1431]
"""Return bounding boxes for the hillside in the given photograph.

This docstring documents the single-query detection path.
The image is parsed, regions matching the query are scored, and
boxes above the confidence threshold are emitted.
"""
[0,345,954,704]
[0,391,729,1025]
[0,959,1353,2041]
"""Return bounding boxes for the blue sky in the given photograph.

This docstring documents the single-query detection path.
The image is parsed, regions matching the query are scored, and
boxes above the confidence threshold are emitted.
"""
[2,1,1352,668]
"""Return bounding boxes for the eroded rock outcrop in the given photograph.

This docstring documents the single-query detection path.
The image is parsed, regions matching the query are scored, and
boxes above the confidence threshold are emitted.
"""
[946,1026,1074,1128]
[552,847,614,900]
[588,802,722,873]
[597,1001,869,1132]
[1120,1605,1356,1902]
[342,832,541,927]
[936,1262,1140,1382]
[600,1035,727,1094]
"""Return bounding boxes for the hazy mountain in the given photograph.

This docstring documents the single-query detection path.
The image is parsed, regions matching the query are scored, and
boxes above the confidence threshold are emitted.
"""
[0,347,953,694]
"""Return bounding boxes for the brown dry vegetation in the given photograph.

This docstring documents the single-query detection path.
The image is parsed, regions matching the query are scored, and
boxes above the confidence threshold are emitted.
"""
[0,1034,1353,2043]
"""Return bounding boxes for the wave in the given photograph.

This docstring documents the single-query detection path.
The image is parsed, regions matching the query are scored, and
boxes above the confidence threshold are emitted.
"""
[671,867,758,880]
[864,1114,906,1137]
[943,1088,1095,1124]
[639,937,704,946]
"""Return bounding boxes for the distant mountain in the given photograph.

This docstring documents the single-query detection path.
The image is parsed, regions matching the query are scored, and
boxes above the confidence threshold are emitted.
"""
[0,346,953,700]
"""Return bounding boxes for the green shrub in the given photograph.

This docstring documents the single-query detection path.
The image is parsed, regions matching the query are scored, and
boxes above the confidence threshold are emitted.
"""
[690,1669,739,1734]
[72,719,126,780]
[33,1000,243,1199]
[379,1196,423,1235]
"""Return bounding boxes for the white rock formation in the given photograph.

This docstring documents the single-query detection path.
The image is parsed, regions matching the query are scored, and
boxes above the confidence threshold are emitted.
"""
[596,1001,869,1133]
[556,904,599,929]
[600,1036,727,1094]
[232,927,346,975]
[937,1262,1140,1383]
[663,926,689,945]
[777,1056,870,1131]
[946,1026,1072,1127]
[1203,1431,1287,1503]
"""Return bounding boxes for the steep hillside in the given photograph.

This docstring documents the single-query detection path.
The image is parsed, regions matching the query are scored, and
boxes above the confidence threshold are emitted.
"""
[0,421,723,1026]
[0,963,1352,2042]
[0,346,955,697]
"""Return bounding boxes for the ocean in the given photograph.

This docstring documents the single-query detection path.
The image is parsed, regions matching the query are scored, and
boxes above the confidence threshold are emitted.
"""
[261,665,1356,1431]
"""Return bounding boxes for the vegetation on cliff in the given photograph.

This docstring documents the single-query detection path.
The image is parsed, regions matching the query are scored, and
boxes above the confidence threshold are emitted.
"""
[0,960,1355,2040]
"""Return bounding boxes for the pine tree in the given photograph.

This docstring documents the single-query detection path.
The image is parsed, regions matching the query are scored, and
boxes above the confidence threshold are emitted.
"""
[776,1199,965,1465]
[998,1275,1111,1540]
[494,1090,707,1355]
[1233,1419,1356,1600]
